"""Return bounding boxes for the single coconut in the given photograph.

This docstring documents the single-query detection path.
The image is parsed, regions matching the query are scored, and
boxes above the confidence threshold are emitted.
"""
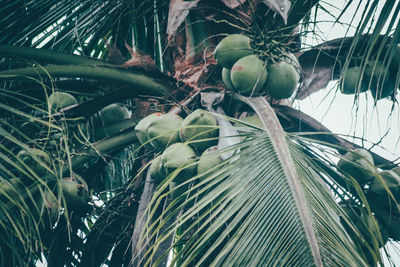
[48,92,78,112]
[214,34,253,69]
[369,170,400,200]
[337,149,375,185]
[230,55,267,96]
[197,146,223,178]
[161,142,197,183]
[222,68,235,90]
[264,53,300,99]
[59,178,90,210]
[135,113,163,150]
[179,109,218,154]
[147,114,183,151]
[150,155,167,184]
[340,66,368,94]
[365,61,396,100]
[99,104,130,126]
[17,148,51,177]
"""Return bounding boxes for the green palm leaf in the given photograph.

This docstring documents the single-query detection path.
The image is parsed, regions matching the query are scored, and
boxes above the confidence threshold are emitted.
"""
[140,99,368,266]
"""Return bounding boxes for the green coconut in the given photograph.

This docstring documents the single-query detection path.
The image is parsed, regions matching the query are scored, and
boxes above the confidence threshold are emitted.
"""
[234,115,263,128]
[214,34,253,69]
[48,92,78,112]
[42,190,59,226]
[169,181,189,200]
[59,178,90,209]
[135,113,163,150]
[147,114,183,151]
[369,170,400,200]
[264,54,300,99]
[340,66,368,94]
[365,61,396,100]
[150,155,167,184]
[391,166,400,177]
[179,109,219,154]
[340,201,387,260]
[161,142,197,183]
[197,146,223,178]
[99,104,130,126]
[17,148,51,177]
[337,149,375,185]
[222,68,235,90]
[230,55,267,96]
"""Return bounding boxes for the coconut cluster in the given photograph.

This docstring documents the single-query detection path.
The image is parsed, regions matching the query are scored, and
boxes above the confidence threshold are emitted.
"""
[337,148,400,244]
[6,92,137,228]
[135,109,224,199]
[214,34,301,99]
[340,52,399,101]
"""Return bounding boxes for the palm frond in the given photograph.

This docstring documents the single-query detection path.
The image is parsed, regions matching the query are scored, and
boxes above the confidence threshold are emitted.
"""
[139,100,369,266]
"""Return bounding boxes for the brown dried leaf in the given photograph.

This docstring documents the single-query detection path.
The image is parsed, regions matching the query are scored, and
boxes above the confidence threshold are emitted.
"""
[167,0,201,44]
[296,65,335,100]
[220,0,246,9]
[262,0,291,24]
[121,43,158,72]
[174,51,217,90]
[104,42,125,65]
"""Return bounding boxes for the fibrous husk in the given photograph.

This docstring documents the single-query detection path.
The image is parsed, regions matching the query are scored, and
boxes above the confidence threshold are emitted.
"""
[231,55,267,96]
[135,112,163,150]
[48,92,78,112]
[161,142,197,183]
[147,114,183,151]
[214,34,253,69]
[337,148,375,186]
[179,109,218,154]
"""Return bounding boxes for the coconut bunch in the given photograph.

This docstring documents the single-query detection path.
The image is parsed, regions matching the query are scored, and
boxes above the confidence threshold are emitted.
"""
[214,34,301,99]
[135,109,225,199]
[339,45,400,101]
[337,148,400,242]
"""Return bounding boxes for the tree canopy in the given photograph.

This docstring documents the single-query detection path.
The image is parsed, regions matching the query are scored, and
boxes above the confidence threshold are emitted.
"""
[0,0,399,266]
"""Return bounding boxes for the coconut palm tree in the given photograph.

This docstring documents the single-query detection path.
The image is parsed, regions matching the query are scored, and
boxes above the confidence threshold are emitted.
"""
[0,0,399,266]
